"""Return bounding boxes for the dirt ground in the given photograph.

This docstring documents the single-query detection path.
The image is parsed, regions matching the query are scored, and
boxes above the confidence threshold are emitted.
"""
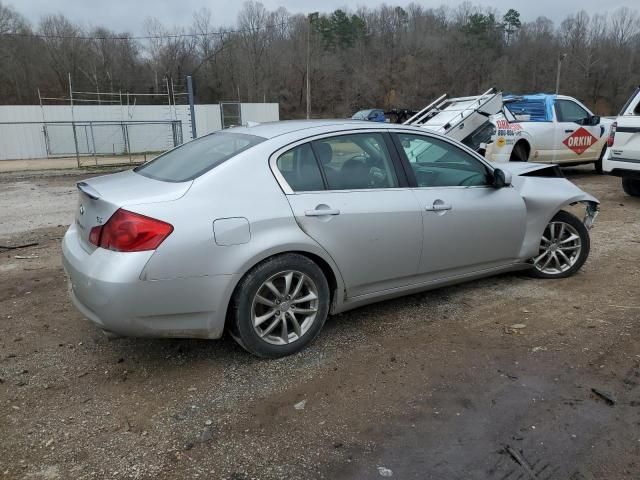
[0,155,147,174]
[1,167,639,480]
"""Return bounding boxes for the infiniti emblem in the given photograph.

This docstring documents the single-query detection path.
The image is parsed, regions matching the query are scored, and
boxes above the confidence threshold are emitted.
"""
[79,204,85,215]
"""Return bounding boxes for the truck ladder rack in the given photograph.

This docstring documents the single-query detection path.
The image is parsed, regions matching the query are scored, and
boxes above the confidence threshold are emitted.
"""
[403,87,501,137]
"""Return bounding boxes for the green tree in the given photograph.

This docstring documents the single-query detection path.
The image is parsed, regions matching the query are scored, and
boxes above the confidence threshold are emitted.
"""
[503,8,522,44]
[314,9,366,51]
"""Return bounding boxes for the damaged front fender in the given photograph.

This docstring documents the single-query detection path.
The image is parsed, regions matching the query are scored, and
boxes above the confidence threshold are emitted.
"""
[578,200,600,230]
[510,175,600,259]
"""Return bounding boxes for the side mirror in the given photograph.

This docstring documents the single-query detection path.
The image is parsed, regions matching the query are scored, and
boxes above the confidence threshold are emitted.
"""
[492,168,512,188]
[589,115,600,126]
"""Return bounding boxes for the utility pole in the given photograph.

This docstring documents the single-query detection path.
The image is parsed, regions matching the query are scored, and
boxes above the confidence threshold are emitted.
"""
[555,53,567,95]
[306,17,311,119]
[187,75,197,140]
[68,73,80,168]
[306,12,318,120]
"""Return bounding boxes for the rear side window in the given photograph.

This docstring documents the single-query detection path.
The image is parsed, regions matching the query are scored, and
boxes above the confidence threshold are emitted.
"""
[313,133,399,190]
[276,143,325,192]
[135,132,265,182]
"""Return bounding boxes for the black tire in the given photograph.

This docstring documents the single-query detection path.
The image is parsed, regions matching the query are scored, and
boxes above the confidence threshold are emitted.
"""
[528,210,590,279]
[622,176,640,196]
[509,142,529,162]
[229,253,330,358]
[594,147,606,174]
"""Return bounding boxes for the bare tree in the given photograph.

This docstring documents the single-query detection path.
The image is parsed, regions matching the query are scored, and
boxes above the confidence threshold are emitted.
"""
[0,2,639,115]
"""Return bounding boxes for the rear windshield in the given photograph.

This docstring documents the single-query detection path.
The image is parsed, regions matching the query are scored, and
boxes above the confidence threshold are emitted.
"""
[135,132,265,182]
[506,98,551,122]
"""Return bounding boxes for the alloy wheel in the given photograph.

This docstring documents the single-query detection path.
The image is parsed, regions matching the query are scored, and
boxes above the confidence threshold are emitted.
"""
[533,221,582,275]
[251,270,319,345]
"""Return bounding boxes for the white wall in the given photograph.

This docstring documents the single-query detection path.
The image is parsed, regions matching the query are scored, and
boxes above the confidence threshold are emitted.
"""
[193,105,223,136]
[0,103,279,160]
[241,103,280,124]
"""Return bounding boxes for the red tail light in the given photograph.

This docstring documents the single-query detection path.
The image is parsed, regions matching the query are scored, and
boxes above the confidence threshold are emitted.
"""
[607,121,617,147]
[89,209,173,252]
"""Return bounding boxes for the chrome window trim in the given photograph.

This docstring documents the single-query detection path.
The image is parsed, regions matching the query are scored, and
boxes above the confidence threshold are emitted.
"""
[410,185,503,191]
[268,126,503,195]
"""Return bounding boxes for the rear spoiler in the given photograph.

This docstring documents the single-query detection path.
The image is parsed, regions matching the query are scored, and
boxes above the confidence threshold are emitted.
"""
[76,182,101,200]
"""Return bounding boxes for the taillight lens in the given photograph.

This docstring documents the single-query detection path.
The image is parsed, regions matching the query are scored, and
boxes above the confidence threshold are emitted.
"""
[607,121,617,147]
[89,226,102,245]
[89,209,173,252]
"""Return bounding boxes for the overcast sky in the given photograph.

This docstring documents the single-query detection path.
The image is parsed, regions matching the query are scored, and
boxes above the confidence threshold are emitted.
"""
[9,0,640,34]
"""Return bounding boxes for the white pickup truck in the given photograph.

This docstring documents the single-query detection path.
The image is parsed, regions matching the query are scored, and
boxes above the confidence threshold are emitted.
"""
[603,86,640,196]
[406,90,612,171]
[487,94,612,171]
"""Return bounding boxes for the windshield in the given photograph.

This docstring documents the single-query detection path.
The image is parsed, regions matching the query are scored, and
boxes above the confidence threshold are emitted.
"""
[135,132,265,182]
[352,109,373,120]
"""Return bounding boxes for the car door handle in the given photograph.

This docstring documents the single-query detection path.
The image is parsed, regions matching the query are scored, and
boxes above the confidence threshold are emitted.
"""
[565,129,575,133]
[305,208,340,216]
[425,204,452,212]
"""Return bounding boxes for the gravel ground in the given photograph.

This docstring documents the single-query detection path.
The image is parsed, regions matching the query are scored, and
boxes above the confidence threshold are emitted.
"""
[0,167,639,479]
[0,168,124,237]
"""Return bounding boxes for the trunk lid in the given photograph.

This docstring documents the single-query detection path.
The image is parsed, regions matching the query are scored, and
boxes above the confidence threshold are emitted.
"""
[74,170,191,252]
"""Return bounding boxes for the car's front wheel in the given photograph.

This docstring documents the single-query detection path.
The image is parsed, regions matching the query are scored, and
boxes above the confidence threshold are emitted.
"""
[229,254,330,358]
[529,210,590,279]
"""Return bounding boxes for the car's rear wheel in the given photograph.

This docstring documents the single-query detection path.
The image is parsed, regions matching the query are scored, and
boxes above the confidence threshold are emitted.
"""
[229,254,330,358]
[622,176,640,196]
[528,210,590,279]
[594,147,606,174]
[509,142,529,162]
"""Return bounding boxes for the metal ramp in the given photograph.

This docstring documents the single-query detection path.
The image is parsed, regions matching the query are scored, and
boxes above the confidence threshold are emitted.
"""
[403,88,503,143]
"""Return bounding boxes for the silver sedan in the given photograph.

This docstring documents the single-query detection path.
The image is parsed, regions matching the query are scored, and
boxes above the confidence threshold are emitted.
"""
[62,120,599,357]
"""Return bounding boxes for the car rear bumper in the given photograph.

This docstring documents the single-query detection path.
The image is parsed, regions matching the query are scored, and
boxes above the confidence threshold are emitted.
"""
[603,154,640,177]
[62,224,234,339]
[606,168,640,179]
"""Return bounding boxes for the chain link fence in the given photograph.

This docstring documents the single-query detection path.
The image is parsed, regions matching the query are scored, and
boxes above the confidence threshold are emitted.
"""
[42,120,183,166]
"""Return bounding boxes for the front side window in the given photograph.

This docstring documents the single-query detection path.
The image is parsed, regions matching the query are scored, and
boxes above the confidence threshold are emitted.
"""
[555,100,589,124]
[312,133,399,190]
[135,132,265,182]
[396,134,490,187]
[276,143,325,192]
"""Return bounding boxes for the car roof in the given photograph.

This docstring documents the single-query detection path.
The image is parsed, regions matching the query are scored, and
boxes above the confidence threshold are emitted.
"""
[226,119,415,139]
[506,93,578,102]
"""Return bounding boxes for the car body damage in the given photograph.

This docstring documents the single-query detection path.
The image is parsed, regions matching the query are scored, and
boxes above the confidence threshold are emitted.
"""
[500,162,600,258]
[62,121,599,355]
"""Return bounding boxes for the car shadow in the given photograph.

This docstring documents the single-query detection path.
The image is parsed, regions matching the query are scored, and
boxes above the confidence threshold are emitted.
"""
[97,270,532,371]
